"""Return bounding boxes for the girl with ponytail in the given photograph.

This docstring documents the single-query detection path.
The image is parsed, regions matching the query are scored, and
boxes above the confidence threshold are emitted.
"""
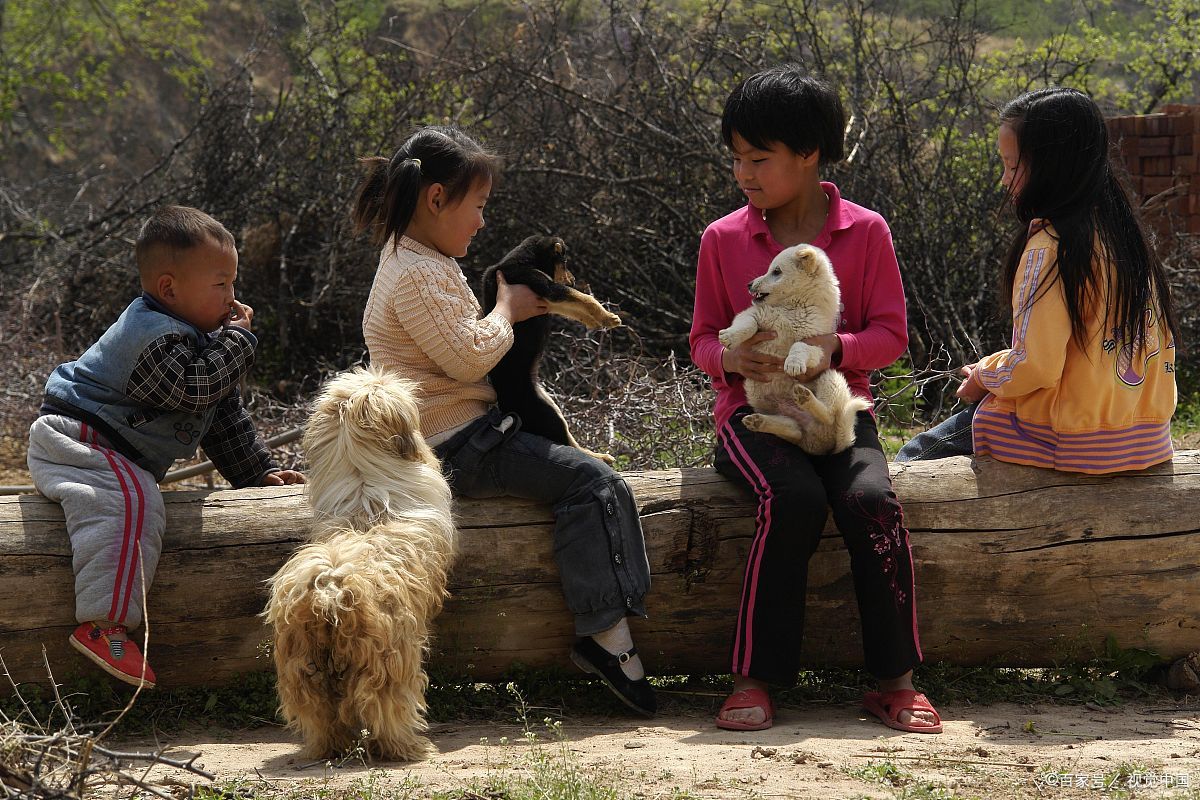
[355,126,657,716]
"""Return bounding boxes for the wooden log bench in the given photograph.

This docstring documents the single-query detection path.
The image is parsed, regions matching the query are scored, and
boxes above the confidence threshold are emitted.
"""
[1,454,1197,687]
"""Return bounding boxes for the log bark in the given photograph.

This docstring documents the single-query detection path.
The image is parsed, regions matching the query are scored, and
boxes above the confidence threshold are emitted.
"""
[1,454,1197,687]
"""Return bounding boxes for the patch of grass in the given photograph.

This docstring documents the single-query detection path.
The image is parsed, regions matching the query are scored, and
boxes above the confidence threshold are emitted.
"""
[437,686,626,800]
[1171,391,1200,447]
[846,760,968,799]
[1,670,282,736]
[436,647,1176,726]
[195,770,426,800]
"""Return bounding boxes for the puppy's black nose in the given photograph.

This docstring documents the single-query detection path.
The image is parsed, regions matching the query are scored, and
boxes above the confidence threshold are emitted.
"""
[747,281,754,291]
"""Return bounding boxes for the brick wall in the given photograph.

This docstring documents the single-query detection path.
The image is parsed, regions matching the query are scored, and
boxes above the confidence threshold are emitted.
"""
[1107,104,1199,235]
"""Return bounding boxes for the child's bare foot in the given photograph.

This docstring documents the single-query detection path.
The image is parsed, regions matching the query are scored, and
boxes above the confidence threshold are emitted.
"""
[862,671,942,733]
[878,672,938,728]
[716,676,773,730]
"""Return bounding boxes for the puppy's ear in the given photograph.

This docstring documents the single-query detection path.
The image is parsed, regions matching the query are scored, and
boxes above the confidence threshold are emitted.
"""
[797,248,821,275]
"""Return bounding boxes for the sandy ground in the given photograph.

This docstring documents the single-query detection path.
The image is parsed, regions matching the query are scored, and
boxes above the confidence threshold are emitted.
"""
[114,701,1200,799]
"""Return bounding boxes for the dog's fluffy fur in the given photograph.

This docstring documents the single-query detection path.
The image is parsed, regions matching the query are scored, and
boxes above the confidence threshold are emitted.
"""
[263,366,456,762]
[719,244,870,454]
[481,235,621,464]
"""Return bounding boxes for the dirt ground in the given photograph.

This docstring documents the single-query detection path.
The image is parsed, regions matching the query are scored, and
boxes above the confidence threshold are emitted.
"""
[114,701,1200,799]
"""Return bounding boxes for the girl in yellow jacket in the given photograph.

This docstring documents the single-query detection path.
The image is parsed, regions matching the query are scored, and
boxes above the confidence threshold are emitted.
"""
[898,88,1179,474]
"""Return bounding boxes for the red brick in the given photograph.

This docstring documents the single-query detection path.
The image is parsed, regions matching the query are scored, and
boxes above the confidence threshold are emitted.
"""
[1175,154,1197,173]
[1188,214,1200,234]
[1139,137,1173,156]
[1172,115,1195,135]
[1190,192,1200,215]
[1142,156,1173,175]
[1174,136,1194,156]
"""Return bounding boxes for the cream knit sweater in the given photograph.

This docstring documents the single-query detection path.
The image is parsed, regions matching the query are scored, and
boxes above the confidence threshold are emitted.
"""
[362,236,514,437]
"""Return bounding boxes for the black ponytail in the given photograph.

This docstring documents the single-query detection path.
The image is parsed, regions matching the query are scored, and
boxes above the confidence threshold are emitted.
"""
[351,126,502,249]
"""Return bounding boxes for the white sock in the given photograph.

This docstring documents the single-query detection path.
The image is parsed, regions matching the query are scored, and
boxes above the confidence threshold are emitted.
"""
[592,617,645,680]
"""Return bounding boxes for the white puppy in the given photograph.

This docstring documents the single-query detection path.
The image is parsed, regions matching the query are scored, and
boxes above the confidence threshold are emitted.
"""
[719,244,870,454]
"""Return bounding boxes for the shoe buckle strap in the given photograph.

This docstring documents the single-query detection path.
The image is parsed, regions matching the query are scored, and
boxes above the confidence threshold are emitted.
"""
[90,624,127,640]
[617,646,638,665]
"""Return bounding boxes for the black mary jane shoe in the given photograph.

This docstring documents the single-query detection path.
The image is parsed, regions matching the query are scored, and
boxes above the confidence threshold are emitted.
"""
[570,636,657,717]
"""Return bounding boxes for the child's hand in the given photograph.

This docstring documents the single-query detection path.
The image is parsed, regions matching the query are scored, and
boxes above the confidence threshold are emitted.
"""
[955,363,988,402]
[494,271,549,323]
[261,469,306,486]
[226,300,255,331]
[722,331,783,381]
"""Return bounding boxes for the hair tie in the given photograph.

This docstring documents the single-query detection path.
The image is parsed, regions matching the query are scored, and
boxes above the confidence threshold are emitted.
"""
[408,158,422,170]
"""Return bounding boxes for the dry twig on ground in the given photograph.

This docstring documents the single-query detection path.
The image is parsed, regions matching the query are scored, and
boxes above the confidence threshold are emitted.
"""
[1,652,213,798]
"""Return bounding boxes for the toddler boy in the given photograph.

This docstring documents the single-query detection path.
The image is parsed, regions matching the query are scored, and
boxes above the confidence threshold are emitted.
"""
[27,205,304,687]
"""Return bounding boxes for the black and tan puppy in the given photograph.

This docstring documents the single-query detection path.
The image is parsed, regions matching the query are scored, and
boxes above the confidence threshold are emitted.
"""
[481,235,620,464]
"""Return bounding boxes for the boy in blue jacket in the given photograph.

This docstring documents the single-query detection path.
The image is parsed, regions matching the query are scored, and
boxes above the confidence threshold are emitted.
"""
[28,205,304,687]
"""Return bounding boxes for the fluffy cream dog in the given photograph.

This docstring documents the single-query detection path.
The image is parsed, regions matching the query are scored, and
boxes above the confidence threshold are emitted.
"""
[263,366,456,762]
[719,244,870,454]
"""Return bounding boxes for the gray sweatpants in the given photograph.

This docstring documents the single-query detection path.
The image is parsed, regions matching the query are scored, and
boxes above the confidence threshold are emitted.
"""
[28,415,165,629]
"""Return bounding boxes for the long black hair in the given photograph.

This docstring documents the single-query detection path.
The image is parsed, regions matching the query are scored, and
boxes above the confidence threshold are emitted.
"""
[1000,87,1178,351]
[351,126,501,248]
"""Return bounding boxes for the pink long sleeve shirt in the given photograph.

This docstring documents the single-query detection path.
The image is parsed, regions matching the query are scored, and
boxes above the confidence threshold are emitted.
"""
[689,182,909,430]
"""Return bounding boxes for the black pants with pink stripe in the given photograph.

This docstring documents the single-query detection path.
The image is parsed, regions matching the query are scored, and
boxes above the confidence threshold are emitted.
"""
[715,407,923,685]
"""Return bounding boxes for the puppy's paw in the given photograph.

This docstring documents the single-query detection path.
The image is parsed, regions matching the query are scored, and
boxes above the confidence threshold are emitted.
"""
[583,448,616,466]
[743,413,766,432]
[783,353,806,376]
[784,350,821,377]
[600,310,622,329]
[791,383,816,404]
[718,327,739,348]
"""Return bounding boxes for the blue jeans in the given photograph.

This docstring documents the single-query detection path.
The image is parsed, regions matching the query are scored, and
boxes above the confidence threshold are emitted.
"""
[895,403,978,462]
[434,407,651,636]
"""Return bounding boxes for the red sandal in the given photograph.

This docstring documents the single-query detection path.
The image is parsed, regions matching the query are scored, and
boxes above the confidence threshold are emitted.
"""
[715,687,774,731]
[862,689,942,733]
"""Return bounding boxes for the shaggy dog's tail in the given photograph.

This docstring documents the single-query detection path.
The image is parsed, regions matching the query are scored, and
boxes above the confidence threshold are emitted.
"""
[264,522,453,761]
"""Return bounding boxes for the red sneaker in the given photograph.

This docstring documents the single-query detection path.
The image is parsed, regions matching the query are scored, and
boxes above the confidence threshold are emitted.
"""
[69,622,157,688]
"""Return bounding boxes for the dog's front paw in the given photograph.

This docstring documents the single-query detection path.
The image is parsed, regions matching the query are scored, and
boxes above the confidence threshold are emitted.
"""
[783,353,806,376]
[743,413,766,432]
[784,350,821,377]
[584,448,617,466]
[600,310,622,329]
[718,327,740,348]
